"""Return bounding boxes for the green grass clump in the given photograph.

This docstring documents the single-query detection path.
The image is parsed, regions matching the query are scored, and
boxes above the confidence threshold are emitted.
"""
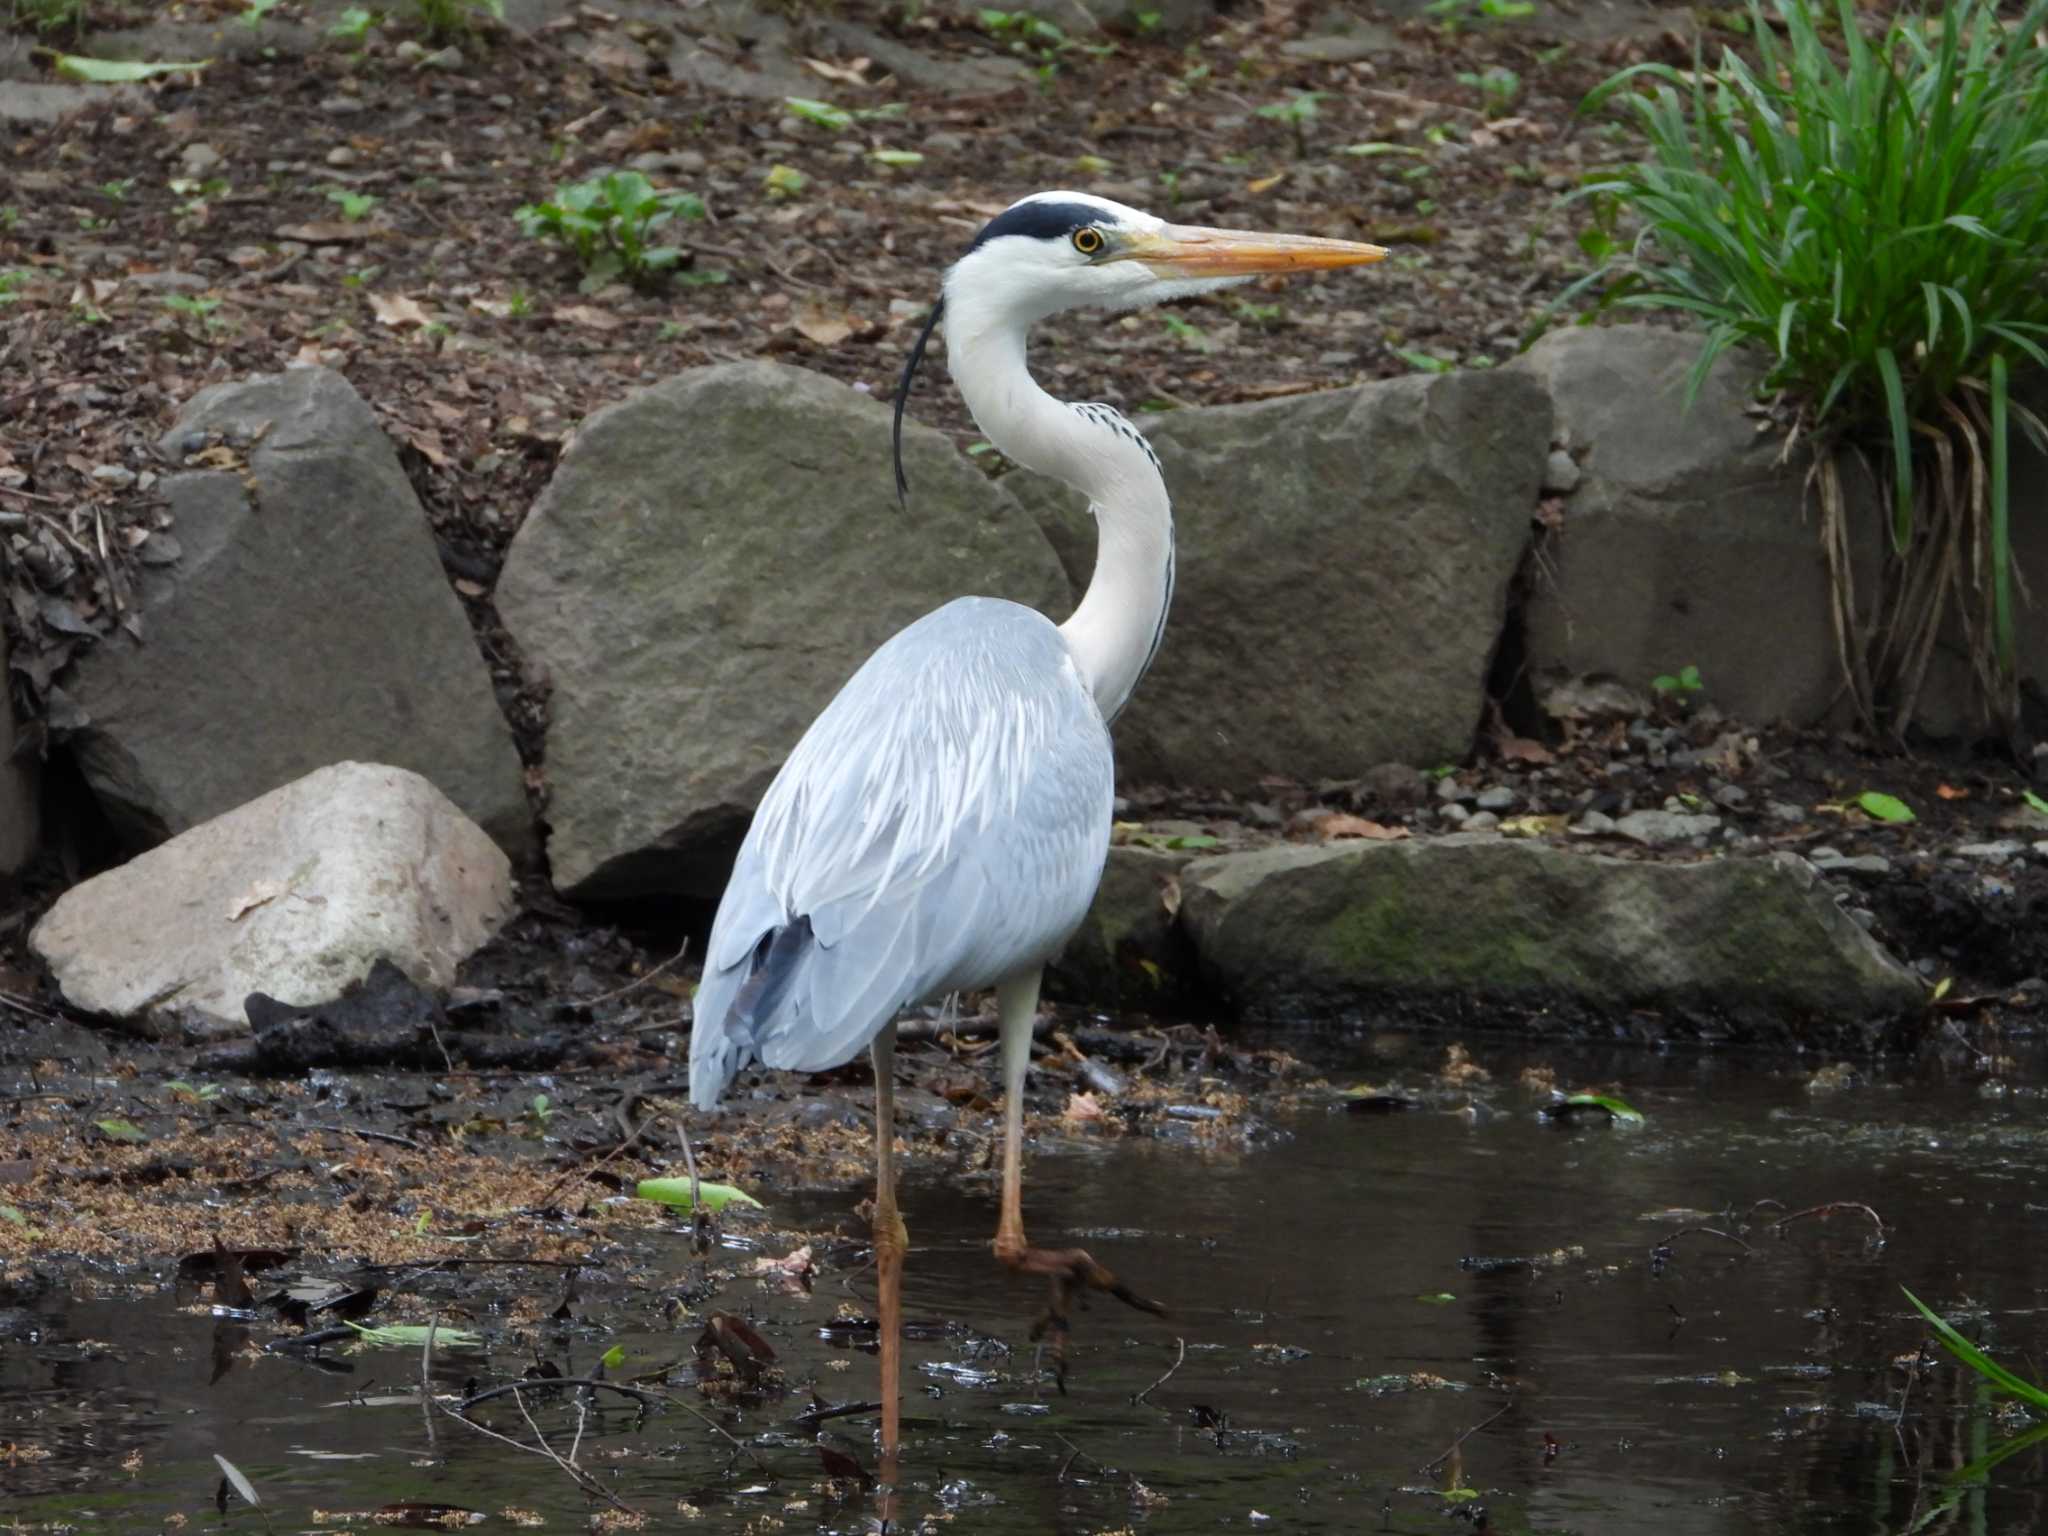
[1573,0,2048,738]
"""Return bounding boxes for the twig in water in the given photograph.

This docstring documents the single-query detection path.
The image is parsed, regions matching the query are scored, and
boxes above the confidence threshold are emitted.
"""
[789,1398,882,1428]
[511,1386,635,1514]
[434,1394,639,1516]
[1132,1335,1186,1407]
[1418,1400,1514,1476]
[456,1377,664,1412]
[1768,1202,1886,1242]
[1660,1225,1754,1254]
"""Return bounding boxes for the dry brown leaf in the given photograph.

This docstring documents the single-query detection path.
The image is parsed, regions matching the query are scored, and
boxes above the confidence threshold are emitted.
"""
[274,221,372,244]
[1936,783,1969,800]
[1495,734,1555,765]
[553,303,622,330]
[1246,172,1287,194]
[1320,813,1408,841]
[368,292,432,328]
[803,56,872,85]
[1063,1091,1107,1124]
[792,304,858,346]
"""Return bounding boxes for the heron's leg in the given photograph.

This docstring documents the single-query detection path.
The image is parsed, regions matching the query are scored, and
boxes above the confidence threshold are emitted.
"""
[992,971,1038,1267]
[870,1023,907,1470]
[989,969,1165,1391]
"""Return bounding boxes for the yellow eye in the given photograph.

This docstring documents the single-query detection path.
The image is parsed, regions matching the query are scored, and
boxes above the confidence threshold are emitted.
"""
[1071,227,1104,255]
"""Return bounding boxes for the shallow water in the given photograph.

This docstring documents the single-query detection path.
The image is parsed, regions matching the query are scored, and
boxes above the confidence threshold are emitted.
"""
[6,1035,2046,1534]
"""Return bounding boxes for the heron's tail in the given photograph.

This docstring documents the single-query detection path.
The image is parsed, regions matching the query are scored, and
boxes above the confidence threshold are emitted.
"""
[687,917,815,1111]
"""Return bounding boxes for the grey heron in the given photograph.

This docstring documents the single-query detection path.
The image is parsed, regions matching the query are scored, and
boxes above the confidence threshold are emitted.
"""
[688,190,1384,1460]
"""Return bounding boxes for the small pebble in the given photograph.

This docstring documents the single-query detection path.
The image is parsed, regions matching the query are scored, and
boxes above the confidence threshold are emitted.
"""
[1541,447,1580,494]
[1463,810,1499,831]
[1474,786,1516,811]
[1439,802,1470,824]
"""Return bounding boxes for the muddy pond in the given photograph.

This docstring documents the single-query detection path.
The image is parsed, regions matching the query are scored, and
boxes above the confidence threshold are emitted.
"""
[4,1031,2044,1535]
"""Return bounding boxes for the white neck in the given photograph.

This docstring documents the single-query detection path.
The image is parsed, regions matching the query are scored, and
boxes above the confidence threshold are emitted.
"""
[944,301,1174,722]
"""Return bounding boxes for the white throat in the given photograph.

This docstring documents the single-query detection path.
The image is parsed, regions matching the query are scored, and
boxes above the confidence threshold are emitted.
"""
[943,300,1174,723]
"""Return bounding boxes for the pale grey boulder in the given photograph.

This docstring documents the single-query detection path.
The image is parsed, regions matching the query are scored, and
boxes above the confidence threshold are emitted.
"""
[1178,836,1924,1030]
[1511,324,1881,728]
[30,762,513,1039]
[1012,367,1548,786]
[62,367,530,853]
[497,361,1070,899]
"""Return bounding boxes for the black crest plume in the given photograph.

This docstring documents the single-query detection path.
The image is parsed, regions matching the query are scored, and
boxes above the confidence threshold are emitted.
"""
[892,296,945,508]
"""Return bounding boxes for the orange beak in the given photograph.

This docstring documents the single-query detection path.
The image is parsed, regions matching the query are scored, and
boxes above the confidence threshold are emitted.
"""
[1117,223,1387,278]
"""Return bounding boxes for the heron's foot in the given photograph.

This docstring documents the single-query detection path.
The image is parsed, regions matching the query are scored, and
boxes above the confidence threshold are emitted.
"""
[1000,1244,1165,1393]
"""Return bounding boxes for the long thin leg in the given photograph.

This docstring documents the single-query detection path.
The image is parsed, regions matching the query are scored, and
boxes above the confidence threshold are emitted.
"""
[993,971,1038,1267]
[989,969,1164,1391]
[870,1023,906,1471]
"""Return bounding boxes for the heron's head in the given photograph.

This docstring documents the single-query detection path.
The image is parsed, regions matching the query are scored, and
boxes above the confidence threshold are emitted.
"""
[891,191,1385,501]
[945,190,1387,321]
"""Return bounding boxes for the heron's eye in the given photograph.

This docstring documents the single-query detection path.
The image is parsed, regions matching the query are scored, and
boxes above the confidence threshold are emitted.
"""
[1071,227,1105,256]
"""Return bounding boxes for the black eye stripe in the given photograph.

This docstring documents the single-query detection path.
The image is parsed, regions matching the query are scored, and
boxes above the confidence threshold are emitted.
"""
[968,199,1112,251]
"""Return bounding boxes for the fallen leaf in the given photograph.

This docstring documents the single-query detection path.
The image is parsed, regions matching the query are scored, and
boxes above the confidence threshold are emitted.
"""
[1320,813,1408,841]
[792,304,857,346]
[1936,783,1969,800]
[1063,1091,1107,1124]
[803,56,873,85]
[1499,814,1568,837]
[368,292,432,328]
[749,1245,814,1278]
[55,54,210,82]
[553,303,622,330]
[1246,172,1287,194]
[1495,734,1555,765]
[274,221,373,244]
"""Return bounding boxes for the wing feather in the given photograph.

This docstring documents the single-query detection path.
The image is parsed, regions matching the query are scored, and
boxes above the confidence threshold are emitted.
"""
[689,597,1113,1110]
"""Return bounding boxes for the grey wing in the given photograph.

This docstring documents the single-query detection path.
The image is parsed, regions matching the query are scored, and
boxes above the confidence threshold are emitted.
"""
[689,597,1114,1111]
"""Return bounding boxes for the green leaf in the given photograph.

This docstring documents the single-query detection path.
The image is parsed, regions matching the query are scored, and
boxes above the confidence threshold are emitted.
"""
[1562,1093,1645,1123]
[95,1118,147,1142]
[1393,347,1456,374]
[636,1178,764,1213]
[2023,789,2048,818]
[346,1322,486,1350]
[1855,790,1915,824]
[600,1343,626,1369]
[1416,1291,1457,1305]
[784,96,854,131]
[763,164,807,198]
[869,149,926,167]
[0,1204,25,1227]
[1903,1287,2048,1412]
[53,54,211,82]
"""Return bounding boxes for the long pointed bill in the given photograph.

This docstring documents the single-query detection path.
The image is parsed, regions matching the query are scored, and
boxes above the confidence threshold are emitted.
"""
[1118,223,1387,278]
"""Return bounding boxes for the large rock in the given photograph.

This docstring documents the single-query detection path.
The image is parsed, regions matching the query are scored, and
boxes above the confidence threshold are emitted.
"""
[1011,368,1548,786]
[1512,325,1878,728]
[0,630,38,877]
[1046,844,1195,1008]
[63,367,530,853]
[1178,836,1924,1033]
[30,762,513,1039]
[497,361,1070,899]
